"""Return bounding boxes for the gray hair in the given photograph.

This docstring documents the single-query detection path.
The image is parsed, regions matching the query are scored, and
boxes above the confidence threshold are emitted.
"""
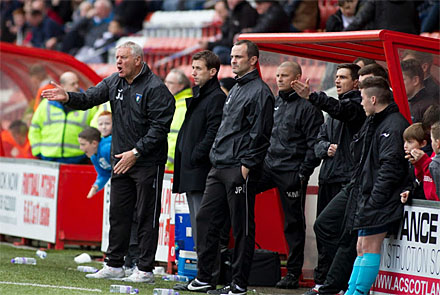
[169,69,191,89]
[116,41,144,59]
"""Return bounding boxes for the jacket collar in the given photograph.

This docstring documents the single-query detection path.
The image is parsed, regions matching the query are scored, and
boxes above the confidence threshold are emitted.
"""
[192,75,221,98]
[235,69,259,85]
[130,62,149,84]
[339,89,361,100]
[371,102,400,123]
[278,90,300,101]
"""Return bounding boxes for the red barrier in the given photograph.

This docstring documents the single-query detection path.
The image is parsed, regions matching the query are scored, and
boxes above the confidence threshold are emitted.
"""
[53,164,104,249]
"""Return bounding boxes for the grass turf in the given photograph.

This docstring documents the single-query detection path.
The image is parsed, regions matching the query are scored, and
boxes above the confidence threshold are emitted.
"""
[0,243,180,294]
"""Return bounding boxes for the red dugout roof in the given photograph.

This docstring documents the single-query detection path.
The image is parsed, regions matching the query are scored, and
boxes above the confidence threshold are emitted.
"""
[239,30,440,122]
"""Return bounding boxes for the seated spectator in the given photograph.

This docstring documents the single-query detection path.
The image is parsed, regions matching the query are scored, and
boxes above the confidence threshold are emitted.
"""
[199,0,258,64]
[113,0,147,34]
[25,0,64,49]
[1,120,33,158]
[420,0,440,33]
[243,0,290,33]
[345,0,421,35]
[0,0,23,42]
[61,0,113,55]
[9,8,30,45]
[401,59,438,123]
[326,0,361,32]
[26,64,55,117]
[162,0,205,11]
[284,0,319,32]
[213,0,229,24]
[401,49,440,103]
[75,19,126,64]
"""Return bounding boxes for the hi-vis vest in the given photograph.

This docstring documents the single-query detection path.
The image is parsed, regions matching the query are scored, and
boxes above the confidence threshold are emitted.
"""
[29,99,96,158]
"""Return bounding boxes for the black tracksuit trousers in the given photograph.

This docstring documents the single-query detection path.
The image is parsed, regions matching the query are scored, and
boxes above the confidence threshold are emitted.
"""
[196,167,256,289]
[257,164,307,277]
[313,187,357,294]
[106,165,164,273]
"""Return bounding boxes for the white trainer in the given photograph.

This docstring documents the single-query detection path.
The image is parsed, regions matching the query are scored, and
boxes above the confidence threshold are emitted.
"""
[85,265,125,279]
[122,268,155,283]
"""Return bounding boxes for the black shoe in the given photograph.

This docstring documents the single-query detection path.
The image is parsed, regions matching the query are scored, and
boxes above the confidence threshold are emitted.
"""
[303,287,319,295]
[186,279,214,292]
[173,283,189,291]
[275,273,300,289]
[228,283,247,295]
[207,285,231,295]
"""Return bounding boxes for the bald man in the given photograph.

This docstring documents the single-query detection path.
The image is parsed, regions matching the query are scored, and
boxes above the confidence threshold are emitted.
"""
[28,71,96,163]
[257,61,324,288]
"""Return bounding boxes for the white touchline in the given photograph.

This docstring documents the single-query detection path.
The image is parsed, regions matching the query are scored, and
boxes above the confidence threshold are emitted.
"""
[0,281,102,292]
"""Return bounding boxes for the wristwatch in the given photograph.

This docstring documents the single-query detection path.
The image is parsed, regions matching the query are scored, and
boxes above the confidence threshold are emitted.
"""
[132,148,140,158]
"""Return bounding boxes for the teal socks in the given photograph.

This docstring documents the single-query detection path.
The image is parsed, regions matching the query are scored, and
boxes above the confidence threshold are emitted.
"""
[345,256,363,295]
[353,253,381,295]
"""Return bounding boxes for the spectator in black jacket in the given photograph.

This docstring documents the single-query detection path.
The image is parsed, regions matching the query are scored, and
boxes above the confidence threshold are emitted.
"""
[295,64,364,294]
[244,0,291,33]
[326,0,361,32]
[344,77,409,295]
[199,0,258,64]
[344,0,421,35]
[401,59,438,123]
[257,61,323,289]
[186,40,274,295]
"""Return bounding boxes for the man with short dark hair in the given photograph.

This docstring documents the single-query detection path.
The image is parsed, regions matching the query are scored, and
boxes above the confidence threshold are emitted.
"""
[358,63,388,82]
[401,58,438,123]
[42,41,175,283]
[293,63,366,295]
[186,40,274,295]
[173,50,226,247]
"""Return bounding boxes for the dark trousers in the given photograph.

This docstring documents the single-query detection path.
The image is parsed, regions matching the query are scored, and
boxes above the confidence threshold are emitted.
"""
[257,165,306,277]
[314,187,357,294]
[314,182,345,283]
[196,167,256,289]
[106,165,164,272]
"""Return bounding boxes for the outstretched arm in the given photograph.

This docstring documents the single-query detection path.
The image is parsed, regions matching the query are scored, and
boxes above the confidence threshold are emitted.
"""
[41,81,69,103]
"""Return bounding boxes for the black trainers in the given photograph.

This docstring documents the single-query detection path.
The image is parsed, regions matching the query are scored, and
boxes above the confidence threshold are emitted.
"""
[186,279,214,292]
[228,283,247,295]
[275,273,300,289]
[207,285,231,295]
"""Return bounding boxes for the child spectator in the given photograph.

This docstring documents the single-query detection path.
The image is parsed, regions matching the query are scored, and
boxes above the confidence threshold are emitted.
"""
[408,115,440,201]
[97,110,112,138]
[1,120,33,159]
[400,123,428,203]
[78,121,112,199]
[429,122,440,198]
[326,0,360,32]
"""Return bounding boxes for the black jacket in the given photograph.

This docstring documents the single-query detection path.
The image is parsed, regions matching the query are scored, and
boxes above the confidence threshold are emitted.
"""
[208,0,258,50]
[173,77,226,193]
[345,0,421,35]
[209,70,274,169]
[265,90,323,176]
[346,103,409,230]
[67,63,175,166]
[326,0,364,32]
[313,90,365,184]
[249,2,291,33]
[408,87,438,123]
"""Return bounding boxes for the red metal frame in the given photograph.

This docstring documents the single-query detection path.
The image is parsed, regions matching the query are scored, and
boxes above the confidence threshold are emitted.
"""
[239,30,440,123]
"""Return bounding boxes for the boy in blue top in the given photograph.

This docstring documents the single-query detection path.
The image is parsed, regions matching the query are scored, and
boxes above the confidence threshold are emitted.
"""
[78,123,112,199]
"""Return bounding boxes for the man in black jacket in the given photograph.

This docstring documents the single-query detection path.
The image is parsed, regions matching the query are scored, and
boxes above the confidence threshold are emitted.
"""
[292,63,366,295]
[245,0,291,33]
[258,61,323,289]
[42,41,175,283]
[173,50,226,247]
[343,76,409,295]
[186,40,274,295]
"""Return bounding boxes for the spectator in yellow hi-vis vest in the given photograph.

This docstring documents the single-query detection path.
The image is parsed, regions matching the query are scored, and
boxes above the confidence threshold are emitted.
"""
[164,68,192,171]
[28,71,97,163]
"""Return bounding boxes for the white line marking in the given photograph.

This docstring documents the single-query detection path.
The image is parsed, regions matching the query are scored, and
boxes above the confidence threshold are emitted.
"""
[0,281,102,292]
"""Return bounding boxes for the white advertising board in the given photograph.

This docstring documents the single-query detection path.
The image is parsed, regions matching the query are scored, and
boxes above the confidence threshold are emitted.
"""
[0,158,59,243]
[372,201,440,295]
